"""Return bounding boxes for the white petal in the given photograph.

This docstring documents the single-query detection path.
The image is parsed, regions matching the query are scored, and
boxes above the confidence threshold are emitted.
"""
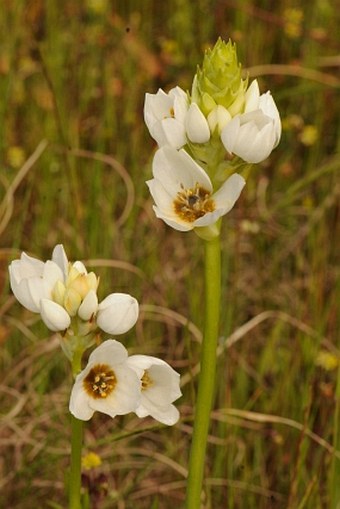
[127,354,163,371]
[78,289,98,320]
[192,209,227,227]
[40,299,71,331]
[11,253,45,279]
[69,380,95,421]
[244,79,260,113]
[152,206,194,231]
[9,277,41,312]
[97,294,139,335]
[136,400,180,425]
[258,92,281,144]
[152,146,212,193]
[161,118,187,149]
[212,174,246,212]
[51,244,69,277]
[207,105,231,133]
[185,103,210,143]
[72,261,87,274]
[88,339,128,366]
[43,260,64,289]
[26,277,52,310]
[146,179,174,214]
[220,116,241,154]
[237,123,276,163]
[144,89,172,129]
[171,86,189,122]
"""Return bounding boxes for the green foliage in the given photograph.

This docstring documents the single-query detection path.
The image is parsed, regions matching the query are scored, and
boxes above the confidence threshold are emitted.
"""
[0,0,339,508]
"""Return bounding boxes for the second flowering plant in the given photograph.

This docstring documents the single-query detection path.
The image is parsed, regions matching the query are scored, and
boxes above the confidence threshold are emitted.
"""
[8,244,181,508]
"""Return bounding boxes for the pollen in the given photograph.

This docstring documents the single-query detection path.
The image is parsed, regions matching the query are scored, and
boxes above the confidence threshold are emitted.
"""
[83,364,116,399]
[173,183,215,222]
[141,370,153,391]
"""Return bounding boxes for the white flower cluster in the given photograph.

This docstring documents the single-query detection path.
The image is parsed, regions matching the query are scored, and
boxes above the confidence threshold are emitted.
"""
[9,244,138,334]
[8,245,182,425]
[144,76,281,233]
[144,79,281,164]
[70,339,181,425]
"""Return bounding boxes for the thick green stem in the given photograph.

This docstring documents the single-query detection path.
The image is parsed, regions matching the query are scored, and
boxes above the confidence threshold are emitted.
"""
[68,348,84,509]
[185,236,221,508]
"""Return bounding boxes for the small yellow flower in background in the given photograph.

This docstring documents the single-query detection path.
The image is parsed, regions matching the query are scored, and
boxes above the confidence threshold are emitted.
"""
[283,8,304,39]
[316,350,339,371]
[7,146,26,169]
[299,125,318,146]
[82,452,102,470]
[282,114,304,131]
[86,0,108,14]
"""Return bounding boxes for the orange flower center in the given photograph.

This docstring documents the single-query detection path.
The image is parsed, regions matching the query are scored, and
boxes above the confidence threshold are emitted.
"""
[173,183,215,222]
[83,364,116,399]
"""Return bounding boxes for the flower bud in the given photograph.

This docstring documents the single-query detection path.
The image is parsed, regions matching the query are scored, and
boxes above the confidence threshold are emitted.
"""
[191,38,247,116]
[96,293,139,335]
[40,299,71,332]
[207,105,232,134]
[185,103,211,143]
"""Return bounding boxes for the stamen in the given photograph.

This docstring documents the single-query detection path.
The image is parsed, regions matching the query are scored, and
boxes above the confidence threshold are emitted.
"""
[141,370,153,390]
[173,183,215,222]
[83,364,116,399]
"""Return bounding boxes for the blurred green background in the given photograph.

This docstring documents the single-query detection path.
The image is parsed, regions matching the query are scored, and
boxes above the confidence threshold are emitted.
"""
[0,0,339,508]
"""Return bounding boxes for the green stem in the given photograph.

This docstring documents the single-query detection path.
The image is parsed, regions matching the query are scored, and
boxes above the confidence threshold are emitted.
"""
[69,415,84,509]
[68,348,84,509]
[185,236,221,508]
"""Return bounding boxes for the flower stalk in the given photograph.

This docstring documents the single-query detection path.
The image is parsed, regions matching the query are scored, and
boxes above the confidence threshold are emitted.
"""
[68,345,84,509]
[69,414,84,509]
[185,235,221,508]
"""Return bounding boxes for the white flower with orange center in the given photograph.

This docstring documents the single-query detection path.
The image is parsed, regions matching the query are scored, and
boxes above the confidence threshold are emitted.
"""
[146,146,245,232]
[69,340,141,420]
[127,355,182,425]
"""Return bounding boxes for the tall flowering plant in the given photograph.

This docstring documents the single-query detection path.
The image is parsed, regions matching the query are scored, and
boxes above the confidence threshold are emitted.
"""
[8,245,181,508]
[144,38,281,507]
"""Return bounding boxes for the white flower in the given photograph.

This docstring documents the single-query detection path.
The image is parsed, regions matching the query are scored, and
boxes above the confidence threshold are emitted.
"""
[146,146,245,232]
[220,79,281,163]
[185,103,210,144]
[244,79,281,141]
[144,86,188,149]
[96,293,139,335]
[9,249,63,313]
[127,355,181,425]
[69,340,141,421]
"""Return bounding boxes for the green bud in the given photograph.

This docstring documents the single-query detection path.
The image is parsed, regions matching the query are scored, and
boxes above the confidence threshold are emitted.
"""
[191,38,247,116]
